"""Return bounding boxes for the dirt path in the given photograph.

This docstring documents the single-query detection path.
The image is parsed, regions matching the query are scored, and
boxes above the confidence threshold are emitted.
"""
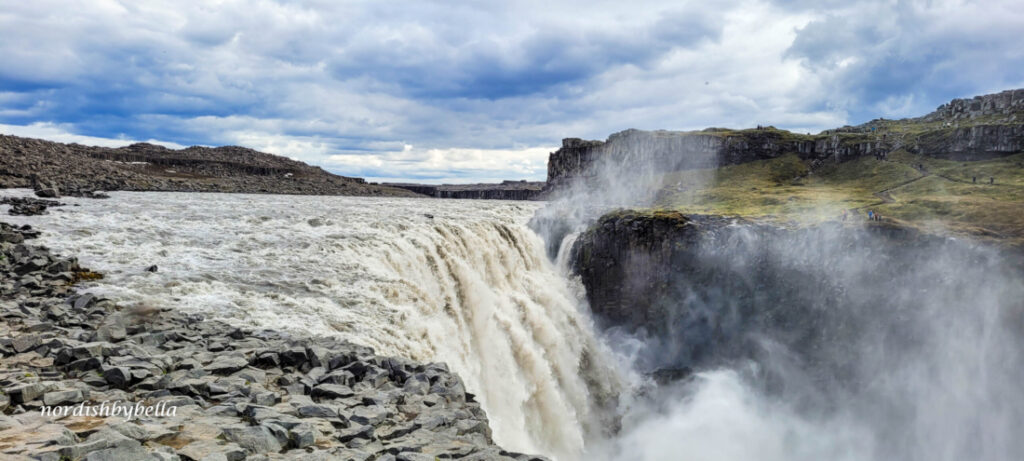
[855,167,932,210]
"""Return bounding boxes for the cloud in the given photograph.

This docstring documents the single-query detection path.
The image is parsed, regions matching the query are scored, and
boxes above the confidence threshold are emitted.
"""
[324,144,556,184]
[0,122,186,149]
[786,0,1024,122]
[0,0,1021,182]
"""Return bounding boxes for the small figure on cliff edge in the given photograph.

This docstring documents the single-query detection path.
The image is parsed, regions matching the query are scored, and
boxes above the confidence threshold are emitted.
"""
[973,176,976,183]
[990,177,995,184]
[868,210,874,221]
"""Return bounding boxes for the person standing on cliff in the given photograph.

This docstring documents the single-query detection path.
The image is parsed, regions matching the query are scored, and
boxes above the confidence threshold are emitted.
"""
[868,210,874,221]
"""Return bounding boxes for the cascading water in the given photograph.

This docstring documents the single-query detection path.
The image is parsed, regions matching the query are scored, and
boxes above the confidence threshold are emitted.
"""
[2,190,620,461]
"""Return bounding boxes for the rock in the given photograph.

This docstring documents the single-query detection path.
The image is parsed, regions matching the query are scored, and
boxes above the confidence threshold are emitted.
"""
[296,404,339,419]
[349,405,388,426]
[7,382,46,403]
[72,293,97,311]
[35,187,60,198]
[311,384,355,400]
[279,347,308,368]
[42,389,85,405]
[205,356,250,375]
[145,265,159,272]
[103,366,133,388]
[289,423,318,448]
[377,422,421,441]
[251,391,277,406]
[84,442,159,461]
[337,424,374,443]
[12,333,41,353]
[109,422,152,441]
[178,440,246,461]
[221,426,283,454]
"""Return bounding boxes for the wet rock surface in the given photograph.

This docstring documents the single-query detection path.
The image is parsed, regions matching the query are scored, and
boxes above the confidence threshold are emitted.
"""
[569,209,1024,379]
[1,197,64,217]
[0,221,546,460]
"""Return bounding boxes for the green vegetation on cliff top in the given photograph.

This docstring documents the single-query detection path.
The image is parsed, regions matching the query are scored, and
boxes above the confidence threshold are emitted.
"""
[650,150,1024,245]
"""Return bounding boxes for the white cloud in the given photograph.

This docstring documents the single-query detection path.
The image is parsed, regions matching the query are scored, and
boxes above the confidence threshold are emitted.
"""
[325,144,556,184]
[0,122,187,149]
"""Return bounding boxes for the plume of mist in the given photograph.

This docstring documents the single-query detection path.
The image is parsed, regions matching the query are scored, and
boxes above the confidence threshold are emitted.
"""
[592,221,1024,461]
[530,128,1024,460]
[530,129,718,252]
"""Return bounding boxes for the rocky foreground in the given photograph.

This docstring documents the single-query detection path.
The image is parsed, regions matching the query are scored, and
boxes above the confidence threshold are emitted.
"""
[0,213,543,460]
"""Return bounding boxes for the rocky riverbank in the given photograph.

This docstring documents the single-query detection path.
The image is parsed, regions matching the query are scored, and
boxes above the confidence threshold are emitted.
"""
[0,216,544,460]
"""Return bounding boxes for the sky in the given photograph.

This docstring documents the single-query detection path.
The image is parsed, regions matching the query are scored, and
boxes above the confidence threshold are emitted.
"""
[1,0,1022,183]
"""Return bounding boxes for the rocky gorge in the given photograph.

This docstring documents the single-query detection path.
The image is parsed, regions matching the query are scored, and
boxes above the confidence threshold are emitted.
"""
[0,201,547,460]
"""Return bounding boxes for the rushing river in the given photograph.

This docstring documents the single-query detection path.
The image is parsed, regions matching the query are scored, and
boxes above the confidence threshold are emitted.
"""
[2,190,619,460]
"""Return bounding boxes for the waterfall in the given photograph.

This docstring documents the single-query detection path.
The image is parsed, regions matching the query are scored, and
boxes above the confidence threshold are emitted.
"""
[365,216,619,459]
[8,190,621,460]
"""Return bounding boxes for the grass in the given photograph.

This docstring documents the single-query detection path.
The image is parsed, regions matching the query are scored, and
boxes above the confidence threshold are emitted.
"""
[650,150,1024,245]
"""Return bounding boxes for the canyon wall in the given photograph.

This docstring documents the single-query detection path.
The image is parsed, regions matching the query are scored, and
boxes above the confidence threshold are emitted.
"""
[547,89,1024,189]
[568,210,1024,374]
[385,181,546,200]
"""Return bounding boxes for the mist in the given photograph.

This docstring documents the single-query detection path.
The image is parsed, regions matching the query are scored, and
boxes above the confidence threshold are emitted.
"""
[534,130,1024,461]
[532,129,718,254]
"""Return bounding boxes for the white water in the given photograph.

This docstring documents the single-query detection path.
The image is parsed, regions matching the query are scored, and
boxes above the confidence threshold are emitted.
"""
[2,190,618,460]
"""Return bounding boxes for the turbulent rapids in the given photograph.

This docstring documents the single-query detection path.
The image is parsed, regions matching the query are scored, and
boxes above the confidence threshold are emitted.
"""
[5,190,619,460]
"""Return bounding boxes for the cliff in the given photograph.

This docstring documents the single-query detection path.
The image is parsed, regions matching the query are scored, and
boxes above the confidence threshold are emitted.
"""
[568,210,1024,375]
[0,135,418,197]
[385,180,546,200]
[547,89,1024,189]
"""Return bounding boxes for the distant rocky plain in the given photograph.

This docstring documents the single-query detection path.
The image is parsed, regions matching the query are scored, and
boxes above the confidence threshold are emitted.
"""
[1,88,1023,460]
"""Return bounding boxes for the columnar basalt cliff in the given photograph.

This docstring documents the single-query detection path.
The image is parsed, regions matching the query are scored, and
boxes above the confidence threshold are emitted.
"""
[385,181,546,200]
[546,89,1024,189]
[0,135,417,197]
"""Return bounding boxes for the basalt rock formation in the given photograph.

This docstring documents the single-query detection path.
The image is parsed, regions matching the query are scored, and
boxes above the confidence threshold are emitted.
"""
[568,209,1024,378]
[385,181,546,200]
[546,89,1024,190]
[0,135,419,197]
